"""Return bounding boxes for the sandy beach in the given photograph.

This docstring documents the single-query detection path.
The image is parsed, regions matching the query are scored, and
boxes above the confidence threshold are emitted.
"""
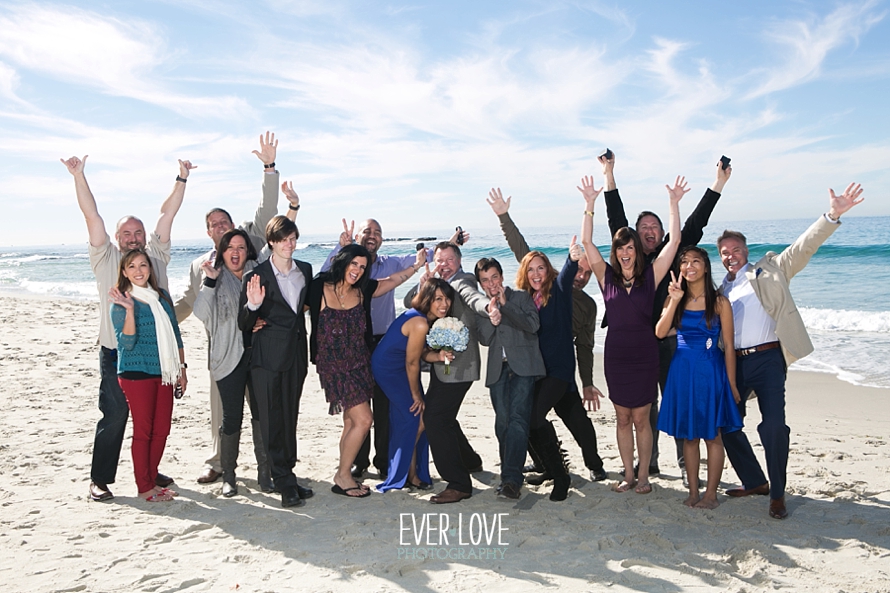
[1,294,888,592]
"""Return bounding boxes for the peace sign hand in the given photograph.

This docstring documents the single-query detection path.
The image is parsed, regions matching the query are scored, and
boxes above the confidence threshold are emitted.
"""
[339,218,355,247]
[667,270,683,302]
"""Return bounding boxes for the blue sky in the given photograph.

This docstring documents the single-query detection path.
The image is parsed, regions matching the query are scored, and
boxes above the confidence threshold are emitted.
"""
[1,0,888,246]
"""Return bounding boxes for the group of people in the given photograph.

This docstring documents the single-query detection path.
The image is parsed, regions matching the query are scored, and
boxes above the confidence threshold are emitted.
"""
[64,137,864,519]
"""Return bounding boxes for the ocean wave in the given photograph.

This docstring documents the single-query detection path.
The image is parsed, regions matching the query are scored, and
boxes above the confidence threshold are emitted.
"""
[16,279,98,299]
[800,307,890,333]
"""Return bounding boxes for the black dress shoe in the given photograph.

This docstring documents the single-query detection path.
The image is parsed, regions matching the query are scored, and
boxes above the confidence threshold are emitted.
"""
[89,481,114,502]
[155,473,175,487]
[523,462,543,474]
[296,484,314,499]
[526,471,552,486]
[498,483,521,500]
[350,464,368,479]
[589,468,608,482]
[633,464,660,478]
[726,483,770,497]
[769,497,788,519]
[281,485,305,508]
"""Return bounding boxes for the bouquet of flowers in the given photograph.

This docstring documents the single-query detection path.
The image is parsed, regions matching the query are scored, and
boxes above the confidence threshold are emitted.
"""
[426,316,470,375]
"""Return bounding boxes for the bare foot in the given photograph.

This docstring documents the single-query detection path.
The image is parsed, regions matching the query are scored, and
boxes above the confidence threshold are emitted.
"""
[634,482,652,495]
[611,480,636,493]
[683,493,701,507]
[694,495,719,510]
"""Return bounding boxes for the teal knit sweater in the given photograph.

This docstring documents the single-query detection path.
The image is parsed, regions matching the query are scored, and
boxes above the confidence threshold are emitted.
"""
[111,291,183,376]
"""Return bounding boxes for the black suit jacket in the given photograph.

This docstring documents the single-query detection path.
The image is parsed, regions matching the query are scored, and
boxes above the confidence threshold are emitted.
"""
[238,258,312,373]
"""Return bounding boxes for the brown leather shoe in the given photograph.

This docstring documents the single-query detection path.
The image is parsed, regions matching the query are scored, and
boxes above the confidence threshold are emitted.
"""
[726,483,769,497]
[769,497,788,520]
[89,481,114,502]
[430,488,471,504]
[197,468,222,484]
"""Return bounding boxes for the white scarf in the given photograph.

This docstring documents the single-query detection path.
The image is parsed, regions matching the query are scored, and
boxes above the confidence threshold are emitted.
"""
[130,285,181,385]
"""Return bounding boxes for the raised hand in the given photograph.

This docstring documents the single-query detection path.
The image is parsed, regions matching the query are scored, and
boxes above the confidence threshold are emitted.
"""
[448,227,469,246]
[246,274,265,307]
[667,270,683,302]
[568,235,582,262]
[178,159,197,179]
[488,297,502,326]
[417,262,434,285]
[715,158,732,188]
[281,181,299,206]
[108,287,134,310]
[828,183,864,219]
[486,188,511,215]
[414,246,426,269]
[666,175,690,203]
[252,131,278,166]
[598,151,615,176]
[339,218,355,247]
[201,260,219,280]
[60,155,87,175]
[576,175,602,205]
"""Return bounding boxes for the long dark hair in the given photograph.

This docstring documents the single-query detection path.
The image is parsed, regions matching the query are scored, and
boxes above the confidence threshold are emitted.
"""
[672,245,718,329]
[116,249,173,307]
[610,227,647,287]
[327,243,372,291]
[214,229,258,270]
[411,278,455,319]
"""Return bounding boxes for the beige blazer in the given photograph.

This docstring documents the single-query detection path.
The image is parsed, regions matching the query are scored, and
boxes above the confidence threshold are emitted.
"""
[743,215,840,366]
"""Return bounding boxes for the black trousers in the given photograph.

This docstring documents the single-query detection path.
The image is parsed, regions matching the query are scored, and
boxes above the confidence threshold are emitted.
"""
[649,335,685,468]
[216,351,257,436]
[250,364,305,489]
[354,335,390,472]
[553,389,604,472]
[423,372,481,494]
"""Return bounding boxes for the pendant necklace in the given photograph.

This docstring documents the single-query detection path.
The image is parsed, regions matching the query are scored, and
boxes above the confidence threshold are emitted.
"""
[334,284,349,309]
[689,291,705,302]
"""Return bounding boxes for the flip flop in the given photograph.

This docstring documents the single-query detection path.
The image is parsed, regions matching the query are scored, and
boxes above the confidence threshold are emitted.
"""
[144,492,174,502]
[635,482,652,495]
[611,480,637,493]
[331,484,371,498]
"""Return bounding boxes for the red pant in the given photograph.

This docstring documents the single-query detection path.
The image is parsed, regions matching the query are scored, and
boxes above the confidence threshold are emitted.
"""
[118,377,174,493]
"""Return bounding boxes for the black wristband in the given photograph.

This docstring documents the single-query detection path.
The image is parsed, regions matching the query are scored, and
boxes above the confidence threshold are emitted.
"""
[288,203,300,212]
[202,276,218,288]
[176,175,187,183]
[264,161,275,170]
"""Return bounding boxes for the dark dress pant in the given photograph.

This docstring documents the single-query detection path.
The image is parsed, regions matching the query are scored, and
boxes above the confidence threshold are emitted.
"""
[424,372,475,494]
[648,335,685,469]
[552,388,604,472]
[354,335,391,473]
[722,347,788,500]
[251,364,305,489]
[91,347,130,485]
[216,351,255,436]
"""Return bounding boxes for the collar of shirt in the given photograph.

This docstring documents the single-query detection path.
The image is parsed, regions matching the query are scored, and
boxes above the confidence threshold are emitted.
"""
[722,262,751,289]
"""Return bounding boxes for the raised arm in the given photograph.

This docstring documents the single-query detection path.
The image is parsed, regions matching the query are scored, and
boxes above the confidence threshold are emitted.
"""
[61,155,106,247]
[281,181,300,222]
[654,271,683,339]
[155,159,196,243]
[651,176,687,285]
[774,183,864,280]
[244,131,281,235]
[599,152,627,238]
[487,188,530,263]
[578,175,607,287]
[676,159,730,248]
[373,249,425,296]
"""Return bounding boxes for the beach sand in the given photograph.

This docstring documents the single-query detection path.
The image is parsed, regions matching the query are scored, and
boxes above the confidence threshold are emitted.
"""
[1,295,888,592]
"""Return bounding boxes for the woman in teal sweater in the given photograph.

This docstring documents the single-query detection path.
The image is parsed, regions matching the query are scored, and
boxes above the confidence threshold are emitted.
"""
[109,249,186,503]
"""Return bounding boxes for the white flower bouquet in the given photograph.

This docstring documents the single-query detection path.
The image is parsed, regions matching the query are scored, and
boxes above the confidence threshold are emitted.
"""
[426,316,470,375]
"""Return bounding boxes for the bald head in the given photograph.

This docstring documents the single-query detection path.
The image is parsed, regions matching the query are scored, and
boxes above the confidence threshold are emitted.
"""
[357,218,383,258]
[115,216,147,252]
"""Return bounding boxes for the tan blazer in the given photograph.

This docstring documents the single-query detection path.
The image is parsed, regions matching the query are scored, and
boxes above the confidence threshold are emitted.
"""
[744,215,840,366]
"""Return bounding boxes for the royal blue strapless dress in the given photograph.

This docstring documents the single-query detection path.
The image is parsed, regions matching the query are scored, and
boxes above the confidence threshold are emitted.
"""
[657,309,743,441]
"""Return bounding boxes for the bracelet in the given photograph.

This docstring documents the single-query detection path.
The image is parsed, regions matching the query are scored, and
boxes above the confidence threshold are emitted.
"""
[180,362,188,369]
[826,211,840,223]
[264,161,276,170]
[584,210,594,217]
[288,203,300,211]
[176,175,187,183]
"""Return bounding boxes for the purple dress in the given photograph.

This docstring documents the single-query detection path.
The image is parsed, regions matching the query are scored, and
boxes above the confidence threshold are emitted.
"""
[316,304,374,415]
[601,264,659,408]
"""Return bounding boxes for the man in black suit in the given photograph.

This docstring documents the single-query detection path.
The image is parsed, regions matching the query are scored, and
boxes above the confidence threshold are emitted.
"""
[238,215,313,508]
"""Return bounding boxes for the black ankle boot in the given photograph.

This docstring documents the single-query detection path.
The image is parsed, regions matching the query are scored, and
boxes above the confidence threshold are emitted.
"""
[220,428,240,498]
[529,422,570,501]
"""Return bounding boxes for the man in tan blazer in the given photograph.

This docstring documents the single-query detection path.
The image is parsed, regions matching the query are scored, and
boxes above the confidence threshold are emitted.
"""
[174,131,293,485]
[718,183,864,520]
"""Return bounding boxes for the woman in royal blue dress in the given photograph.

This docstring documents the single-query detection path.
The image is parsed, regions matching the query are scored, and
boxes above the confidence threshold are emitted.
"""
[655,246,743,509]
[372,278,456,492]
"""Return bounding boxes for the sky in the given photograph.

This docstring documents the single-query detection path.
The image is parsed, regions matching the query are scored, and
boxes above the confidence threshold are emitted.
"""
[0,0,888,246]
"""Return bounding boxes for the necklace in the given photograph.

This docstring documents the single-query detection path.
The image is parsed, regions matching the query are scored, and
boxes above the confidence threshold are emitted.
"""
[333,284,350,309]
[689,291,705,302]
[622,277,634,288]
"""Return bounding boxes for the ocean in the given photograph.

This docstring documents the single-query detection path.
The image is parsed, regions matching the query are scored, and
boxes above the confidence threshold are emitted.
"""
[2,216,888,389]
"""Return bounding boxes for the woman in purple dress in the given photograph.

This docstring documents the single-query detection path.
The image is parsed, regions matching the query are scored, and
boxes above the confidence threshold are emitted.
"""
[307,244,424,498]
[580,174,687,495]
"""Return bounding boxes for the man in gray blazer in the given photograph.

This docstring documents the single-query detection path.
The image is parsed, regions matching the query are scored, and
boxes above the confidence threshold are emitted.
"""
[174,131,292,485]
[475,258,545,500]
[719,182,864,520]
[404,240,489,503]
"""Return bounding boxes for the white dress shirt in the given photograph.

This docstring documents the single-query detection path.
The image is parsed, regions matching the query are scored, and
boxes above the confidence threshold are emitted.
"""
[722,263,779,349]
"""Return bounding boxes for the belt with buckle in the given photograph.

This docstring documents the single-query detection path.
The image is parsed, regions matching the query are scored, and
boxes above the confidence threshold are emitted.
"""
[736,341,780,357]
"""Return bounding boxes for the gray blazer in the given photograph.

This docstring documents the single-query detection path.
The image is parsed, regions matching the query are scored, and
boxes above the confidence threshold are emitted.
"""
[404,269,489,383]
[476,287,546,387]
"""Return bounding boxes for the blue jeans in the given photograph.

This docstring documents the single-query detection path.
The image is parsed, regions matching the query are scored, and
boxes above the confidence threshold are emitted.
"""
[489,362,535,487]
[91,347,130,484]
[722,347,788,500]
